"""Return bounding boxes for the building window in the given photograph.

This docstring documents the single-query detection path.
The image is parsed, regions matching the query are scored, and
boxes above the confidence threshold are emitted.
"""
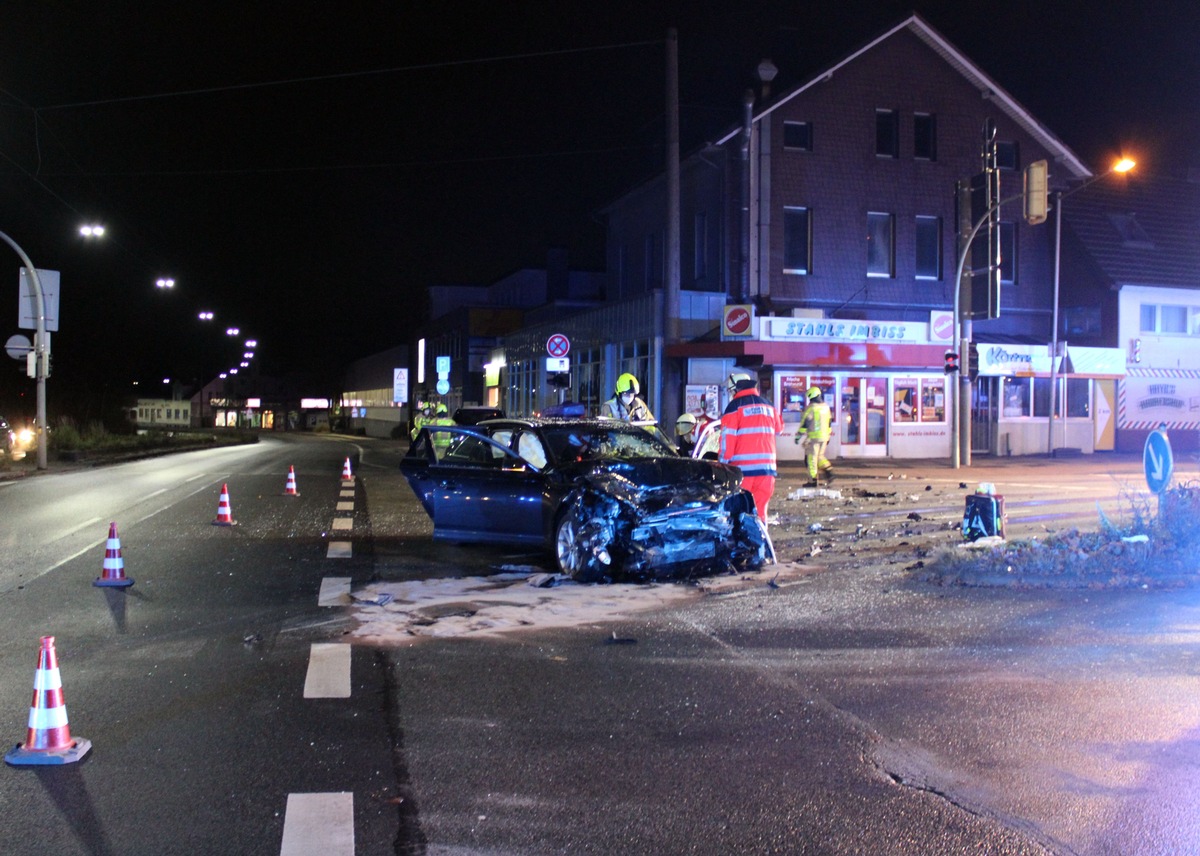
[866,212,894,277]
[783,206,811,275]
[893,377,944,423]
[875,109,899,158]
[783,121,812,151]
[693,212,707,282]
[1161,304,1188,333]
[1066,378,1090,418]
[996,140,1019,170]
[998,221,1016,284]
[1002,377,1030,417]
[914,113,937,161]
[1062,305,1102,337]
[915,216,941,280]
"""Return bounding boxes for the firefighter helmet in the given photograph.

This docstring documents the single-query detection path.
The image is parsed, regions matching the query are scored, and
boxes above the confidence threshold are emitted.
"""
[806,385,822,401]
[436,402,448,415]
[615,373,640,396]
[675,412,697,435]
[727,369,755,395]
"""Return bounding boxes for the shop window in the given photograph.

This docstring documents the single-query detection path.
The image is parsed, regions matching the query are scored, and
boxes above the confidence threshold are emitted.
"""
[894,380,917,422]
[921,378,945,422]
[1066,378,1090,418]
[1032,377,1052,417]
[1002,377,1030,417]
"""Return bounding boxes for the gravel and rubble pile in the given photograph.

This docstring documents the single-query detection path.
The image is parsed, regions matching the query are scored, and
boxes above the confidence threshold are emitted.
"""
[768,473,1200,591]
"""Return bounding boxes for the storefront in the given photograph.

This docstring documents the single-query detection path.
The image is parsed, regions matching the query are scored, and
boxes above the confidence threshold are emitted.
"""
[670,311,954,462]
[972,343,1124,456]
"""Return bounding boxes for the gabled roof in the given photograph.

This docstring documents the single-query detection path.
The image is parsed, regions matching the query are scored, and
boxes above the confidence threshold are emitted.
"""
[717,14,1090,180]
[1065,174,1200,289]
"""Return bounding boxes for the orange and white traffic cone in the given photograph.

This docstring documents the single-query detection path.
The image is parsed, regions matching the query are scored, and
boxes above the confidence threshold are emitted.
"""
[213,483,236,526]
[5,636,91,766]
[341,457,353,480]
[94,521,134,587]
[283,466,299,496]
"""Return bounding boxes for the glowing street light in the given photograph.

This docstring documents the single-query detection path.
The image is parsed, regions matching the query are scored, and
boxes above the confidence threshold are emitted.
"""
[226,327,239,336]
[79,224,105,238]
[198,311,214,321]
[155,278,175,289]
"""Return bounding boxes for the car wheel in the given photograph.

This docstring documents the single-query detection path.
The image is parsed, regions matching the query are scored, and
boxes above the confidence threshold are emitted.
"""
[554,504,607,582]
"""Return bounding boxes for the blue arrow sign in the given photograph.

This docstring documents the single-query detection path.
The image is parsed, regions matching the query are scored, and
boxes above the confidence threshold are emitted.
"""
[1144,428,1173,494]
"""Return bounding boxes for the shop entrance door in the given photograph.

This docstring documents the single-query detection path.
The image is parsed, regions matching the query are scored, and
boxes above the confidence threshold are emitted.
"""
[838,376,888,457]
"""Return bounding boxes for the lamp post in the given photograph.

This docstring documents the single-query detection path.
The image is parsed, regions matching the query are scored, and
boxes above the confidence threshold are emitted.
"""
[0,230,49,469]
[1046,157,1135,456]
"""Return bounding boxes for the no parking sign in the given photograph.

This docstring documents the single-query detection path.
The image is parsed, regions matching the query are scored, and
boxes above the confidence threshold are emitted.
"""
[546,333,570,358]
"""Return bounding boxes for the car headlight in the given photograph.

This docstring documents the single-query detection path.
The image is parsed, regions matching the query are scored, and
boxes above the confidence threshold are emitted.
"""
[15,428,33,447]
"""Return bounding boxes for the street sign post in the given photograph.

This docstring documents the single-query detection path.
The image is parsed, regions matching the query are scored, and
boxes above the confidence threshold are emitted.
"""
[1144,428,1173,495]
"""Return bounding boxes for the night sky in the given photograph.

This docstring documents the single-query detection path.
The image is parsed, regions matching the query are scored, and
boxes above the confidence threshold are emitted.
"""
[0,0,1195,421]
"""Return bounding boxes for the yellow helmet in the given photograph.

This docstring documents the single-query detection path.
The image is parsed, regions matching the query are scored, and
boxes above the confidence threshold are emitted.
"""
[615,373,640,395]
[675,412,697,435]
[806,386,822,401]
[436,402,448,415]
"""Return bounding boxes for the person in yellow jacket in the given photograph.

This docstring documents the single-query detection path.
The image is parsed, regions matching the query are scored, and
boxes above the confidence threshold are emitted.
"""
[429,402,455,457]
[410,401,433,441]
[599,373,655,423]
[795,385,834,486]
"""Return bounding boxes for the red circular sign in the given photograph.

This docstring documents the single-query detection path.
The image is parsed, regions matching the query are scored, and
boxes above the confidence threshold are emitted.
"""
[547,333,570,358]
[724,307,751,335]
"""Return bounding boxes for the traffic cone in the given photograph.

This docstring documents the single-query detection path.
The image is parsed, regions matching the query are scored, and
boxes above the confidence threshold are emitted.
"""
[5,636,91,766]
[94,521,134,588]
[341,457,353,480]
[213,483,236,526]
[283,466,299,496]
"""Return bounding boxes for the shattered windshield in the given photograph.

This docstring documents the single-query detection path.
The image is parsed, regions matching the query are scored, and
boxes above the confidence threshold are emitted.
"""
[542,425,675,464]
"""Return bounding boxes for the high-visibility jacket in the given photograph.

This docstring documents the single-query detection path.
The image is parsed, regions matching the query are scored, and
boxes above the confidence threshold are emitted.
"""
[798,401,832,442]
[599,395,655,423]
[720,389,782,478]
[429,415,455,454]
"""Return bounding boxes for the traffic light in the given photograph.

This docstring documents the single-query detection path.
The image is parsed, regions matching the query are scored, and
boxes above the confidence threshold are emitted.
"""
[968,342,979,380]
[943,350,960,374]
[1024,159,1049,226]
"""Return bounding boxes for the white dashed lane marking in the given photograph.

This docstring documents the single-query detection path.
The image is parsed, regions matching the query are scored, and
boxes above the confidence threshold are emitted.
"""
[336,501,354,511]
[326,542,352,559]
[303,643,351,698]
[332,517,353,530]
[318,577,351,606]
[280,792,354,856]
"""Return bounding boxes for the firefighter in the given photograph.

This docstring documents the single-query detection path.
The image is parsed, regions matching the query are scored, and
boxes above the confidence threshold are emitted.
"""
[675,412,698,456]
[720,370,782,521]
[599,373,655,423]
[430,402,455,457]
[795,385,834,486]
[410,400,433,441]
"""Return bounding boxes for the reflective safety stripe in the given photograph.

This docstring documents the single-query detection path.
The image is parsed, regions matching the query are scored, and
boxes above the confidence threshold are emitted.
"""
[28,704,69,729]
[32,668,62,692]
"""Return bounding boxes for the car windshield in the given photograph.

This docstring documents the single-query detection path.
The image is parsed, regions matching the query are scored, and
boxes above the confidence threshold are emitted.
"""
[542,424,674,464]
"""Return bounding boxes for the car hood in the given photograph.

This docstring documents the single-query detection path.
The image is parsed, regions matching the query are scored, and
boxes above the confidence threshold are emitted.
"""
[572,457,743,507]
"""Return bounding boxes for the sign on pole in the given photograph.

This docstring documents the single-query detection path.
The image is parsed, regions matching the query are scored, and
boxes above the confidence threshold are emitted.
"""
[546,333,570,358]
[18,268,60,332]
[1144,427,1173,495]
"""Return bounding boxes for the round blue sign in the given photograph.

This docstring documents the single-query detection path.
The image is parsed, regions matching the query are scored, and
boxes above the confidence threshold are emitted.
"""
[1144,428,1173,494]
[436,379,450,396]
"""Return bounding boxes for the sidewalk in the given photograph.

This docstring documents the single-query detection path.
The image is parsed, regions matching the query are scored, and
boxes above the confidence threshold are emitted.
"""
[778,450,1152,482]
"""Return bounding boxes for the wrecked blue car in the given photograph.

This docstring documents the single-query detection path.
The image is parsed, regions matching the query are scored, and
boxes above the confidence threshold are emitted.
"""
[400,417,772,582]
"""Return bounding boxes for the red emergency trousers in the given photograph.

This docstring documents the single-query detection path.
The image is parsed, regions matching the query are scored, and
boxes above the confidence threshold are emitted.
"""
[720,389,783,521]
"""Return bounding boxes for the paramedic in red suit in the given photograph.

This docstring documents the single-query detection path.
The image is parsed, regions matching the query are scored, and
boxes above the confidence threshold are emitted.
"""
[719,370,783,522]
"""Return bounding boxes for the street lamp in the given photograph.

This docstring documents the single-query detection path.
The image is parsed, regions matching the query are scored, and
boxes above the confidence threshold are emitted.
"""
[1047,156,1135,456]
[155,277,175,290]
[79,224,105,238]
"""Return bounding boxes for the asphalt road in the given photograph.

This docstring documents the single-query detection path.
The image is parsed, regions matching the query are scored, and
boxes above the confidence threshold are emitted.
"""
[1,440,1197,855]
